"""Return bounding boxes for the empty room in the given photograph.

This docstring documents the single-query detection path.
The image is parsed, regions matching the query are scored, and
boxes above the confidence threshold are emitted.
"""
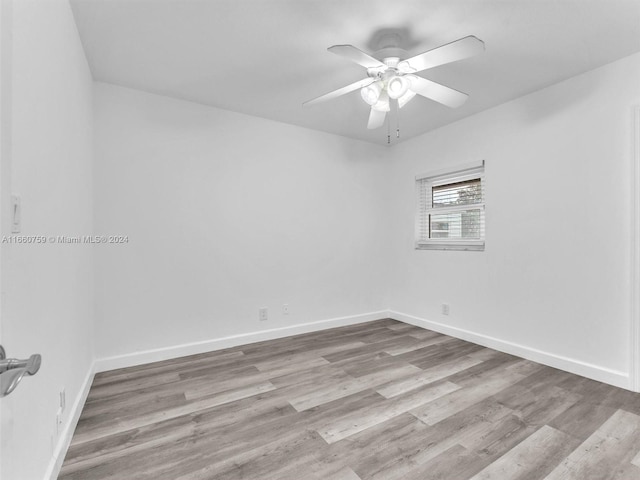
[1,0,640,479]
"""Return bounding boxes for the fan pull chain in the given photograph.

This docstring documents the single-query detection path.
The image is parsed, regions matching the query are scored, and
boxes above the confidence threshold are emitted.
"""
[387,113,391,144]
[396,100,400,139]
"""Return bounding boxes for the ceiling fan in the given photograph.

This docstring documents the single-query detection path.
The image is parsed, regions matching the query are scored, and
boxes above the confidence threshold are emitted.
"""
[303,35,485,130]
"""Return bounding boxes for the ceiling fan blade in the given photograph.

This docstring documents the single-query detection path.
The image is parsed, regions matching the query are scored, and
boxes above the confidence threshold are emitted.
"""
[367,108,386,130]
[408,75,469,108]
[398,36,485,73]
[328,45,386,69]
[303,78,375,107]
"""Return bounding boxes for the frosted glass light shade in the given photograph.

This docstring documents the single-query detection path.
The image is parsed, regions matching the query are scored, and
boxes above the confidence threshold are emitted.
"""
[360,82,382,106]
[372,91,390,112]
[387,75,410,99]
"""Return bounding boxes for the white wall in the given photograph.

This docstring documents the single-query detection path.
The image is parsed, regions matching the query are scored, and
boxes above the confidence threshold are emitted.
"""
[0,1,94,479]
[387,53,640,387]
[93,82,390,362]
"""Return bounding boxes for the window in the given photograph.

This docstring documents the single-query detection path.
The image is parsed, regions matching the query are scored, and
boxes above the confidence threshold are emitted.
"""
[416,161,485,251]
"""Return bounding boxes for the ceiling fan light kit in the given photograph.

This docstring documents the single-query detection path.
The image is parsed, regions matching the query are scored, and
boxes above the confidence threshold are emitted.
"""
[360,81,382,105]
[303,35,485,141]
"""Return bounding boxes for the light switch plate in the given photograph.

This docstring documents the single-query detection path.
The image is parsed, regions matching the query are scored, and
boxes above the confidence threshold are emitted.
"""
[11,195,21,233]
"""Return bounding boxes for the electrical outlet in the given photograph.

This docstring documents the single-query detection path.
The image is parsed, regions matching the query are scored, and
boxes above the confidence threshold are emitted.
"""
[441,303,450,315]
[283,304,289,315]
[259,307,268,321]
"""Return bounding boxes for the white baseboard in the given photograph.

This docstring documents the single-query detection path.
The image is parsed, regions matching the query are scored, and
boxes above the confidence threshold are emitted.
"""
[45,362,95,480]
[94,311,388,372]
[94,308,631,389]
[389,310,631,390]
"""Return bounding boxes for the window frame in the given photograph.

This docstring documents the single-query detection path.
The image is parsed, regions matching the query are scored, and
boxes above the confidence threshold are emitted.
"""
[415,161,485,251]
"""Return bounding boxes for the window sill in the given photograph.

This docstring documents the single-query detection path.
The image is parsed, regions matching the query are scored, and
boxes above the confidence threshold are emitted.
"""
[415,241,485,251]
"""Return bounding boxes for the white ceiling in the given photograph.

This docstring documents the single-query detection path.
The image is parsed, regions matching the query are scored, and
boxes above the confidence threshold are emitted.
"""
[70,0,640,146]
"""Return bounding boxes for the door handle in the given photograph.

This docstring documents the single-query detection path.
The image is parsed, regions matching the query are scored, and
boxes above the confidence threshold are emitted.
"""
[0,345,42,397]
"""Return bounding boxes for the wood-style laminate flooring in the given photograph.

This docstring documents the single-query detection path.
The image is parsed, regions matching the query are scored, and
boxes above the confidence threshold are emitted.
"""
[59,319,640,480]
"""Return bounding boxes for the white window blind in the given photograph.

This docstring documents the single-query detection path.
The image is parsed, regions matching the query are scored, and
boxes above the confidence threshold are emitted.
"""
[416,161,485,251]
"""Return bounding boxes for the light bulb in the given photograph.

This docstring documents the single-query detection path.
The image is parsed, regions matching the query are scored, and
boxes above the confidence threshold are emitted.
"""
[387,75,409,99]
[360,82,382,106]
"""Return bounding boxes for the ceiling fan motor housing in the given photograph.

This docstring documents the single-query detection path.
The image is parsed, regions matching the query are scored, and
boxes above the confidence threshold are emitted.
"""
[374,47,408,61]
